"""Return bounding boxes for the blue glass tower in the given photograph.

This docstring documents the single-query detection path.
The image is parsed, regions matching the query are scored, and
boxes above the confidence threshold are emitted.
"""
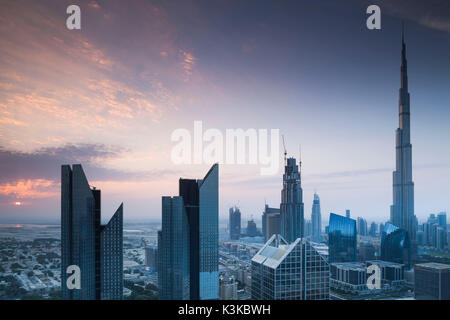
[172,163,219,300]
[61,164,123,300]
[328,213,357,263]
[158,196,190,300]
[381,222,411,268]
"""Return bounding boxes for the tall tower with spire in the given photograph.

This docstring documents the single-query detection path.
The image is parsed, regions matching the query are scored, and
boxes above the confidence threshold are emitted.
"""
[390,26,417,259]
[280,156,304,243]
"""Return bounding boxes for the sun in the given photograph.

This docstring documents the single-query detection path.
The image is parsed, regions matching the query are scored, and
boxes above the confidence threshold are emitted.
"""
[14,201,22,206]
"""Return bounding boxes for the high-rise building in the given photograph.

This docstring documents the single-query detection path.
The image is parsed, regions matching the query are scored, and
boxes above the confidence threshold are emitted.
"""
[179,164,219,300]
[262,204,280,241]
[345,210,350,219]
[158,196,190,300]
[357,217,368,236]
[369,222,378,237]
[328,213,357,263]
[414,263,450,300]
[145,246,158,270]
[311,193,322,243]
[61,164,123,300]
[229,206,241,240]
[380,222,411,268]
[390,30,417,259]
[280,157,304,243]
[437,212,447,229]
[246,219,258,237]
[251,234,329,300]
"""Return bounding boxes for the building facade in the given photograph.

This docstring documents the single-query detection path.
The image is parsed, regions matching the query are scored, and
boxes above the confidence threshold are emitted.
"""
[328,213,357,263]
[390,31,417,259]
[158,196,190,300]
[262,204,281,241]
[229,206,241,240]
[280,157,304,243]
[380,222,411,268]
[414,263,450,300]
[311,193,322,243]
[61,164,123,300]
[251,234,329,300]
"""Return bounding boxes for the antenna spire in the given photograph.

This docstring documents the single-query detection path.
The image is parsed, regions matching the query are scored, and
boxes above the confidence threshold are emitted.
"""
[282,135,287,165]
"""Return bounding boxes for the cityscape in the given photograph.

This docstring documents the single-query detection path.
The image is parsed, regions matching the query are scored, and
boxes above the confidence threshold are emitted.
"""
[0,0,450,305]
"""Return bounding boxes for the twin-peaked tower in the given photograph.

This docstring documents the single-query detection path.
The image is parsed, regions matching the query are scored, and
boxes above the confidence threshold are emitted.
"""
[61,164,123,300]
[390,30,417,258]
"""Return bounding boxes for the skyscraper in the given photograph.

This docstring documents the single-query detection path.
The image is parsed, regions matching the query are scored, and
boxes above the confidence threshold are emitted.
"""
[262,204,280,241]
[390,29,417,258]
[251,234,329,300]
[280,157,304,243]
[158,196,190,300]
[229,206,241,240]
[61,164,123,300]
[381,222,411,268]
[311,193,322,243]
[179,164,219,300]
[328,213,357,263]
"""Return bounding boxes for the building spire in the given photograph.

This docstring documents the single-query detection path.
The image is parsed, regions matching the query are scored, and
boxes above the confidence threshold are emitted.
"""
[401,22,408,91]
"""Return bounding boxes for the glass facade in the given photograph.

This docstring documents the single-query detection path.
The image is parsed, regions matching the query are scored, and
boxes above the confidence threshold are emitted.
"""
[380,222,411,268]
[61,164,123,300]
[328,213,357,263]
[229,207,241,240]
[251,235,329,300]
[158,196,190,300]
[280,158,304,243]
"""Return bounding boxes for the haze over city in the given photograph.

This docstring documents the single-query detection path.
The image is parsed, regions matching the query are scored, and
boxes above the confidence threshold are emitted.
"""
[0,0,449,224]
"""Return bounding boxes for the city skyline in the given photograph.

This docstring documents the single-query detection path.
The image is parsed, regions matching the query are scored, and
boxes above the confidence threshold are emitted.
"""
[1,1,450,224]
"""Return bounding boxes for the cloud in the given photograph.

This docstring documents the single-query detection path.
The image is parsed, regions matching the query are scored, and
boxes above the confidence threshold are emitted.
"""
[0,179,58,199]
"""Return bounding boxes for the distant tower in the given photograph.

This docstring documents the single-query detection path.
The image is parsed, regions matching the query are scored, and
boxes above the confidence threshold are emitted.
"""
[229,206,241,240]
[346,210,350,219]
[311,193,322,242]
[390,27,417,259]
[280,157,304,243]
[61,164,123,300]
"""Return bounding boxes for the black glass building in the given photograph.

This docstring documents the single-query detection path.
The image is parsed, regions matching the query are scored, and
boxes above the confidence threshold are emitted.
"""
[328,213,357,263]
[61,164,123,300]
[380,222,411,268]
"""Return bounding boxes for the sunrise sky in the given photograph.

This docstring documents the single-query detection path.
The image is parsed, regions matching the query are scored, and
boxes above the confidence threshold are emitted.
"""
[0,0,449,224]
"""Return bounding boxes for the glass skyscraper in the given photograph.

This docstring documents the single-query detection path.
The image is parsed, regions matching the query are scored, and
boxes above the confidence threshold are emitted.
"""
[158,196,190,300]
[280,157,304,243]
[251,234,329,300]
[328,213,357,263]
[381,222,411,268]
[61,164,123,300]
[159,163,219,300]
[229,206,241,240]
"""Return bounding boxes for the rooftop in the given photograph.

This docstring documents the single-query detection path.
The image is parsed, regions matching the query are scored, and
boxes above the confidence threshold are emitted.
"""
[415,262,450,270]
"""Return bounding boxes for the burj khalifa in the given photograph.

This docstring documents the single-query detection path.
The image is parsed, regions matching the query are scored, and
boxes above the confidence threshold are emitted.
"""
[390,29,417,257]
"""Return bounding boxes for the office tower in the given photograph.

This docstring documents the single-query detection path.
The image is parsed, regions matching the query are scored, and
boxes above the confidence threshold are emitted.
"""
[369,222,378,237]
[379,223,385,236]
[328,213,357,263]
[262,204,281,241]
[145,246,158,270]
[229,206,241,240]
[345,210,350,219]
[251,235,329,300]
[311,193,322,243]
[158,197,190,300]
[380,222,411,268]
[61,164,123,300]
[179,164,219,300]
[357,217,368,236]
[414,263,450,300]
[390,30,417,259]
[280,157,304,243]
[358,241,376,262]
[304,220,312,238]
[437,212,447,229]
[246,219,258,237]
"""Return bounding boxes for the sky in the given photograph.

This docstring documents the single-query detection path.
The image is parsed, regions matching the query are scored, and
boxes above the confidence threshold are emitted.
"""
[0,0,449,225]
